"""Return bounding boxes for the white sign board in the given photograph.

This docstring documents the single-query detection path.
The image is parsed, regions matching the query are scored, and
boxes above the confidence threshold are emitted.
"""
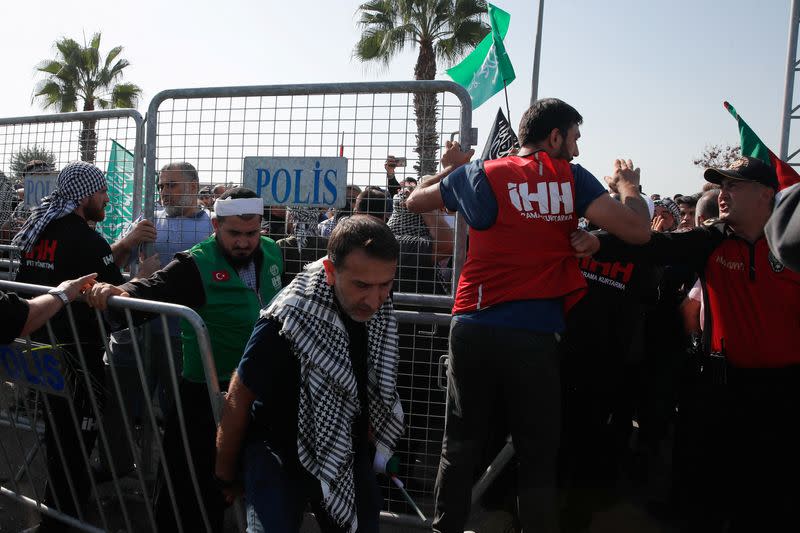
[243,157,347,208]
[24,173,59,208]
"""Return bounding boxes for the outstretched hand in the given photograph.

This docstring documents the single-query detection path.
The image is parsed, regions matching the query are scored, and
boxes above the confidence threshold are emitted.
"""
[441,140,474,170]
[56,273,98,303]
[604,159,641,194]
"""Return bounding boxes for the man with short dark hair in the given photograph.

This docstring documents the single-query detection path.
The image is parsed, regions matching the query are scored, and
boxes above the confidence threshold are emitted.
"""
[215,215,403,533]
[407,97,651,533]
[591,156,800,531]
[353,187,390,221]
[87,186,283,533]
[695,188,721,225]
[676,194,699,230]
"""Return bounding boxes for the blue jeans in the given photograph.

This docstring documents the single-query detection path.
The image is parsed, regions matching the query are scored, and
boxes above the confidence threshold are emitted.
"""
[244,438,381,533]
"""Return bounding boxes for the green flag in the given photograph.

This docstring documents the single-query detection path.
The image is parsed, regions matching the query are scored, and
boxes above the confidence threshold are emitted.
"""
[447,3,516,110]
[96,140,137,243]
[723,101,800,191]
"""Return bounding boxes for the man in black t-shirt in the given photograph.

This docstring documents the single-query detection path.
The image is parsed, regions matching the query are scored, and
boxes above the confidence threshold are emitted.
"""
[13,161,123,532]
[559,253,659,530]
[215,216,403,533]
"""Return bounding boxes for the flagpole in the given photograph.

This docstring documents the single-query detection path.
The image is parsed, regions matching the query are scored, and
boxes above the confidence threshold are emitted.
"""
[530,0,545,106]
[503,80,512,122]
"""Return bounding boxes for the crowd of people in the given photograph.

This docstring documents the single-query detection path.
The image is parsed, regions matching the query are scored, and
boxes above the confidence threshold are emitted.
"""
[0,96,798,533]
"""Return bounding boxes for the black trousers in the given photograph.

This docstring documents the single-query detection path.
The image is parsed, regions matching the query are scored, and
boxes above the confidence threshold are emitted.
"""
[674,364,800,532]
[724,366,800,532]
[38,344,106,532]
[433,321,561,533]
[154,379,227,533]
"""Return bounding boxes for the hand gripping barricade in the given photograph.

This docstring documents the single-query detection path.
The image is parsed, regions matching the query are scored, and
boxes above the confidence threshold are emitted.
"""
[145,81,475,527]
[0,278,222,533]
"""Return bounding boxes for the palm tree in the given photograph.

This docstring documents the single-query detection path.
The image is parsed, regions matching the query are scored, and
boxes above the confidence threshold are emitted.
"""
[33,33,141,163]
[355,0,489,177]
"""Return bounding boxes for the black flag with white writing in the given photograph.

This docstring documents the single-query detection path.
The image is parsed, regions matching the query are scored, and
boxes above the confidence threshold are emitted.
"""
[481,108,520,161]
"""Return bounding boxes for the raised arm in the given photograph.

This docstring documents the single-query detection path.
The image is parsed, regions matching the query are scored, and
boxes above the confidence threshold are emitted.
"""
[111,218,157,267]
[406,141,474,214]
[583,159,651,245]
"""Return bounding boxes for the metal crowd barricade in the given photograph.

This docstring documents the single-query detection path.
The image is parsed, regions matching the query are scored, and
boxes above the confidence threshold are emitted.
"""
[144,81,472,526]
[0,279,221,533]
[0,109,145,247]
[0,244,20,280]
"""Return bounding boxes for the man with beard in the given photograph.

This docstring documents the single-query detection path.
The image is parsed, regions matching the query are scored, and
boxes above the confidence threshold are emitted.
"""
[589,156,800,531]
[406,98,651,533]
[99,162,215,479]
[215,215,403,532]
[87,187,283,532]
[13,161,125,531]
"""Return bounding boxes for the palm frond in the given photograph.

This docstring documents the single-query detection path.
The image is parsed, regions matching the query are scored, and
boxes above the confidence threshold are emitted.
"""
[104,45,123,70]
[111,83,142,108]
[33,33,139,113]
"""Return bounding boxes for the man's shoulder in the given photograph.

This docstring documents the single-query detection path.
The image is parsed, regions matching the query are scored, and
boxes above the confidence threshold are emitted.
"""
[260,235,283,254]
[243,316,291,357]
[51,214,110,249]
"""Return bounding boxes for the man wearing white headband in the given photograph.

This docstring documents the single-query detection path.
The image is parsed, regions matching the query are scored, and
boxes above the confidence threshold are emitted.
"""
[87,186,283,532]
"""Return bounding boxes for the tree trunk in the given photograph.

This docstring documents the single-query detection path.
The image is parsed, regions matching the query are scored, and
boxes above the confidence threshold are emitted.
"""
[413,41,439,178]
[79,119,98,163]
[80,100,97,163]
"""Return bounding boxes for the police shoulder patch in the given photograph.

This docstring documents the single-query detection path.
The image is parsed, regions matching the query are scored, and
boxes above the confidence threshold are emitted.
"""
[768,251,785,273]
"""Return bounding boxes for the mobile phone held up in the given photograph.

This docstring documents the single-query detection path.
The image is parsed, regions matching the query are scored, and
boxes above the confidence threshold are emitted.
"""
[388,155,406,168]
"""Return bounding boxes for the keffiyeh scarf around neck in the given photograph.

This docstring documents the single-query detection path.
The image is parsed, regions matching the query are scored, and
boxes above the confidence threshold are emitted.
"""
[261,266,404,532]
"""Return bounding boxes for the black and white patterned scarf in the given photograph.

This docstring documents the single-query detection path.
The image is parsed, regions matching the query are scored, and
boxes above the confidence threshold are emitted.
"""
[287,207,321,251]
[387,189,430,239]
[262,266,404,532]
[12,162,106,253]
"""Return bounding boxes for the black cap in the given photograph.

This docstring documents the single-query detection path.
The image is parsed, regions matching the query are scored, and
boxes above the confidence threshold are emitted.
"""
[704,156,778,190]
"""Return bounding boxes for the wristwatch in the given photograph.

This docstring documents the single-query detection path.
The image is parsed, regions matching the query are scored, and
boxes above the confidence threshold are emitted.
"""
[47,288,70,305]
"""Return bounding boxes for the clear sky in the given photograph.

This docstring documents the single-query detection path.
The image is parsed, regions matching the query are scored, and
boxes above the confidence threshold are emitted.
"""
[0,0,793,196]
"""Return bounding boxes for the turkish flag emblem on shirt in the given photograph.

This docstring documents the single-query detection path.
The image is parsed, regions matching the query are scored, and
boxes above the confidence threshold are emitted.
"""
[212,270,230,282]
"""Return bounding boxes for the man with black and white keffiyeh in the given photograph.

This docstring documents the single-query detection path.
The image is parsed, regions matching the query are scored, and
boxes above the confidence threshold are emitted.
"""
[215,215,404,533]
[14,161,127,531]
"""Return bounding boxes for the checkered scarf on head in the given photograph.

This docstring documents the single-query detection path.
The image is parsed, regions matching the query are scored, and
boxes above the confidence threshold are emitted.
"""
[654,197,681,230]
[12,162,107,253]
[262,265,404,533]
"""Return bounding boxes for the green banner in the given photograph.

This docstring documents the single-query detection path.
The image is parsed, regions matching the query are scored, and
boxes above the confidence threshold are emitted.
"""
[96,140,137,243]
[447,3,516,110]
